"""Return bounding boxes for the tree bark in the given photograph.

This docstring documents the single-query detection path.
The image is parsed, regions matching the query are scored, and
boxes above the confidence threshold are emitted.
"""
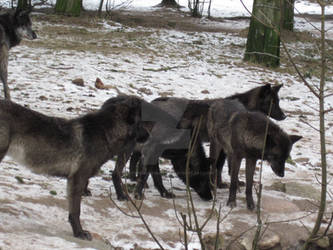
[17,0,29,10]
[244,0,281,67]
[98,0,104,16]
[55,0,82,16]
[282,0,295,31]
[157,0,179,8]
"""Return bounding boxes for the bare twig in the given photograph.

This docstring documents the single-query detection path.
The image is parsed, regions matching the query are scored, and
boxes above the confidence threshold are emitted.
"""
[299,118,320,132]
[252,99,273,249]
[108,186,139,218]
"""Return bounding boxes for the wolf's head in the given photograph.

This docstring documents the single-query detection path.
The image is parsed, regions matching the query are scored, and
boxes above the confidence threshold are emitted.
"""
[265,133,302,177]
[258,84,286,121]
[14,8,37,40]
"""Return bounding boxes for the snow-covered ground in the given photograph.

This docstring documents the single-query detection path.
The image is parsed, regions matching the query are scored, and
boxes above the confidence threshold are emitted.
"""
[0,1,332,249]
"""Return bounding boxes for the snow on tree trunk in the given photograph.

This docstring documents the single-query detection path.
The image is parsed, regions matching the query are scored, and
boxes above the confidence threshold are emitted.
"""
[244,0,281,68]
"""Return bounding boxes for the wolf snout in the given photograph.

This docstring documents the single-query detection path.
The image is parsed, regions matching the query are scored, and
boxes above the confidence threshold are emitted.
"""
[280,113,287,120]
[31,30,37,39]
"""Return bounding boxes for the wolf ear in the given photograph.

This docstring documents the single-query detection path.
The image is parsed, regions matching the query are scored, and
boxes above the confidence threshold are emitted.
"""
[183,102,210,119]
[272,84,283,93]
[259,84,272,97]
[290,135,302,144]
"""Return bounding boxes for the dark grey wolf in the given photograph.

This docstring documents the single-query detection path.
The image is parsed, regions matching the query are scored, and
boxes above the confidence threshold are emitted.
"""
[131,84,286,196]
[0,8,37,99]
[131,100,213,201]
[207,99,301,210]
[0,96,147,240]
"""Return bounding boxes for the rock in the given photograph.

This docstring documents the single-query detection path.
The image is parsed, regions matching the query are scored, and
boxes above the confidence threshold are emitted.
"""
[258,234,281,249]
[72,78,84,86]
[294,157,310,164]
[201,89,210,94]
[203,233,224,249]
[241,236,252,250]
[39,95,48,101]
[315,236,330,248]
[95,78,119,92]
[95,77,107,89]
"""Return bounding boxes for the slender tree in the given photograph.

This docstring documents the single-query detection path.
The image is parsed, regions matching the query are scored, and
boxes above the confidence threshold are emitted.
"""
[244,0,281,67]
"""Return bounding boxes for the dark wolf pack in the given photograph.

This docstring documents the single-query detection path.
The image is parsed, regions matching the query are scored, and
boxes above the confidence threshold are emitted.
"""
[0,8,302,242]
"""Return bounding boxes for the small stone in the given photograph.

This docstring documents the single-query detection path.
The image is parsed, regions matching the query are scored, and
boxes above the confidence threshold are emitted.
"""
[72,78,84,86]
[241,237,252,250]
[315,236,330,248]
[258,234,280,249]
[201,89,210,94]
[39,95,48,101]
[95,77,106,89]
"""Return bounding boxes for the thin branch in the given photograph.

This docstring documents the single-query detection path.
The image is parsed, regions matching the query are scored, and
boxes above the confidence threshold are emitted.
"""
[323,211,333,236]
[299,118,320,132]
[324,107,333,114]
[126,192,165,249]
[303,102,320,113]
[253,99,273,249]
[181,213,189,250]
[108,186,139,218]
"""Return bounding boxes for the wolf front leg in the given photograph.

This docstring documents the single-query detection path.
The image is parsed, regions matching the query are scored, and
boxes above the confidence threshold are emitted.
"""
[112,151,131,201]
[67,173,92,240]
[227,155,242,208]
[151,163,175,198]
[0,44,10,100]
[245,158,257,210]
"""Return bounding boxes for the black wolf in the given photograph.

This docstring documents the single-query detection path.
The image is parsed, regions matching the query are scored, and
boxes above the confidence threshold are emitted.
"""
[131,84,286,194]
[0,8,37,99]
[207,99,301,210]
[0,96,146,240]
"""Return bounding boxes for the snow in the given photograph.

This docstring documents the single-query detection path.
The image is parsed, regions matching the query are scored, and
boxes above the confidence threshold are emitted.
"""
[0,0,332,249]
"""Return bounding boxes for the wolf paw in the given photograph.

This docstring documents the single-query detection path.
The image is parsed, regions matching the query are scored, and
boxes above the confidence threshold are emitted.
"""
[217,182,229,189]
[238,180,245,187]
[117,194,129,201]
[75,230,92,241]
[227,199,237,208]
[82,188,92,197]
[161,191,175,199]
[247,200,255,210]
[134,192,145,200]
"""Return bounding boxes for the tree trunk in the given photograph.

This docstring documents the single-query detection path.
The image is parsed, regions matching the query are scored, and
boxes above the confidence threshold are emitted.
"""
[244,0,281,67]
[188,0,201,17]
[17,0,29,10]
[98,0,104,16]
[282,0,295,31]
[55,0,82,16]
[157,0,180,8]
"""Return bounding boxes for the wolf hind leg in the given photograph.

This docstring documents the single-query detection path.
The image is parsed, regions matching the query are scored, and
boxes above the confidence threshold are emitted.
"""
[0,44,10,100]
[0,123,10,163]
